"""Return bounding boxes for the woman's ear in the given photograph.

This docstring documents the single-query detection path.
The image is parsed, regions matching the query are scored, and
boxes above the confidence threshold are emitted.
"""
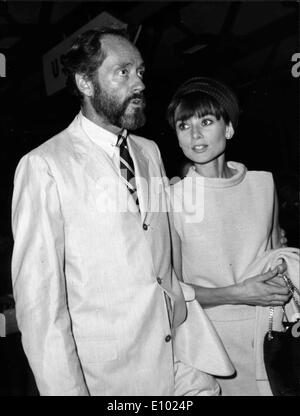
[75,73,94,98]
[225,122,234,140]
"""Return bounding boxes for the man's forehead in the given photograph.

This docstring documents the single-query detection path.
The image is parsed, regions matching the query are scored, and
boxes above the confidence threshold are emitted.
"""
[101,34,143,64]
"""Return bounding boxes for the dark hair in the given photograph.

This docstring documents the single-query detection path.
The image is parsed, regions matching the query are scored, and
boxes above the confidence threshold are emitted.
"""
[62,27,130,100]
[167,77,240,130]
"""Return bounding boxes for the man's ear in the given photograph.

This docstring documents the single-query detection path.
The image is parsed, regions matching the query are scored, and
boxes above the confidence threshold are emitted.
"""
[75,73,94,97]
[225,122,234,140]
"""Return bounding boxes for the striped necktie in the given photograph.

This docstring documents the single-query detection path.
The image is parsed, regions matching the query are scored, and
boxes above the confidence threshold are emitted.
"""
[118,131,140,209]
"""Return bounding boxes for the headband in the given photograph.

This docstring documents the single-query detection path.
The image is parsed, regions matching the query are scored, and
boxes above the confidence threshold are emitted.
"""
[172,77,240,129]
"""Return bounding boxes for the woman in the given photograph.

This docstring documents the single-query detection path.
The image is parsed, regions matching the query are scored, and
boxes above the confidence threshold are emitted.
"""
[167,77,292,396]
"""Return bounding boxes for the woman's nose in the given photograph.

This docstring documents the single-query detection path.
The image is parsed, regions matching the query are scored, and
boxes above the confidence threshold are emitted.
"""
[192,126,203,140]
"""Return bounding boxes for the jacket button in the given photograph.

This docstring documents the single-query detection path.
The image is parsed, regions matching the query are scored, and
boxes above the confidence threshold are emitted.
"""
[157,277,162,284]
[165,335,172,342]
[143,223,148,230]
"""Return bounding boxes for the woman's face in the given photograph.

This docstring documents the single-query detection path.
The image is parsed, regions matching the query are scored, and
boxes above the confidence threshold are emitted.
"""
[175,111,230,165]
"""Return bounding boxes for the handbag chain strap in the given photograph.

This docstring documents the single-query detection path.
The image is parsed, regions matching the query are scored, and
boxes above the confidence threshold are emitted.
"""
[267,275,300,341]
[268,306,275,340]
[282,275,300,309]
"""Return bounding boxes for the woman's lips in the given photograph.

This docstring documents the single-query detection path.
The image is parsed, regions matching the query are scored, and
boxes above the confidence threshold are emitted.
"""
[192,144,208,153]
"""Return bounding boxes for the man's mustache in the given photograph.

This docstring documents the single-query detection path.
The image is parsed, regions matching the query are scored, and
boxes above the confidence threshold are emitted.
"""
[125,93,146,107]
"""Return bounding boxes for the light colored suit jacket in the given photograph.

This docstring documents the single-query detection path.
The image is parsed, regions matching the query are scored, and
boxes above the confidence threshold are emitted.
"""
[11,113,189,396]
[11,114,233,396]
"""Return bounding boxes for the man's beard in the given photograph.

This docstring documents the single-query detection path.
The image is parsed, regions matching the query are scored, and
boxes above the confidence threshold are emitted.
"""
[91,81,146,130]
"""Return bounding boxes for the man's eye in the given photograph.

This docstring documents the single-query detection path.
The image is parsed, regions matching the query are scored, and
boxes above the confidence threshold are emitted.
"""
[119,68,128,76]
[137,69,145,78]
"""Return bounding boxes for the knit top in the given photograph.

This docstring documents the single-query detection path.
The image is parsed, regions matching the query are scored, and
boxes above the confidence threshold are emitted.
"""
[170,161,277,320]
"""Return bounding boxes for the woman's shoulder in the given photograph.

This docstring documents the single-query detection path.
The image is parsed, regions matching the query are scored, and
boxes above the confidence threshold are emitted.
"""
[227,161,275,192]
[244,169,275,194]
[228,161,272,178]
[246,169,274,182]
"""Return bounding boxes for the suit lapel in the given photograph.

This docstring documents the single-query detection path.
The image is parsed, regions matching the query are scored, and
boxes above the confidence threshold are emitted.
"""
[68,114,117,182]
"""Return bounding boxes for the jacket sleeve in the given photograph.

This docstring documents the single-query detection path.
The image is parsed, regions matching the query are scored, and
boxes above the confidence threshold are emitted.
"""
[152,142,187,328]
[11,153,89,396]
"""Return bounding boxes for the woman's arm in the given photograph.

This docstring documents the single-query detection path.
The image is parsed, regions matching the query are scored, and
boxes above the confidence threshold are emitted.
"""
[191,263,290,308]
[271,185,282,249]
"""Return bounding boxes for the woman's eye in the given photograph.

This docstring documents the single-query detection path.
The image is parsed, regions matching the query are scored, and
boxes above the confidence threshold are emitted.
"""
[201,118,213,126]
[177,122,189,131]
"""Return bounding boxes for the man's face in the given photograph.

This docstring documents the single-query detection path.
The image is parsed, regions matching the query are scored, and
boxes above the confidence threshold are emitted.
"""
[90,35,146,130]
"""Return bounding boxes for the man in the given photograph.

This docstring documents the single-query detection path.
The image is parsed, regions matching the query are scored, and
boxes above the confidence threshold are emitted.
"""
[11,28,232,396]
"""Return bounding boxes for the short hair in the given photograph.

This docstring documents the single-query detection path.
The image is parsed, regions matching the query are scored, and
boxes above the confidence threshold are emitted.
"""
[167,77,240,130]
[61,27,130,100]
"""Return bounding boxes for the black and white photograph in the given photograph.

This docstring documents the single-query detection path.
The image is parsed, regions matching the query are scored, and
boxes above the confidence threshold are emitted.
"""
[0,0,299,400]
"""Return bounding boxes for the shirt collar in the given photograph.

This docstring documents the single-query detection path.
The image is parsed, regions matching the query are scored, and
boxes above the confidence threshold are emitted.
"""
[80,111,127,158]
[117,128,128,145]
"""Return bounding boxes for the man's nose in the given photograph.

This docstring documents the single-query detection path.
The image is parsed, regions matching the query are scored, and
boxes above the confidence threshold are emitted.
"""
[132,75,145,92]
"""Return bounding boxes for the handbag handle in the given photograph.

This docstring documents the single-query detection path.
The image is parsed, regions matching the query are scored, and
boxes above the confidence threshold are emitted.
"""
[267,275,300,341]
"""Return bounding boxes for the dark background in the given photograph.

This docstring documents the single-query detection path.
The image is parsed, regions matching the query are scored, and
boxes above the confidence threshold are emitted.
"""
[0,0,299,395]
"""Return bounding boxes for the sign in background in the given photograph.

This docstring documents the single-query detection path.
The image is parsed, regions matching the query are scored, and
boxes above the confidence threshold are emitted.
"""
[42,11,127,96]
[0,53,6,77]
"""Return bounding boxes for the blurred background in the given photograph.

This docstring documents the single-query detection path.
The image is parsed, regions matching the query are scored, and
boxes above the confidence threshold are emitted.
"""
[0,0,299,395]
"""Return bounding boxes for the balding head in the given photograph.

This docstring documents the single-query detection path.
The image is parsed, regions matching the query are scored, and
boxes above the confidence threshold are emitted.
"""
[62,27,132,101]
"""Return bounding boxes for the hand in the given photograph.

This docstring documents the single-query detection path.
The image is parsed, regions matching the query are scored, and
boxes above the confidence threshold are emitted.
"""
[280,228,288,247]
[237,265,291,307]
[265,260,288,288]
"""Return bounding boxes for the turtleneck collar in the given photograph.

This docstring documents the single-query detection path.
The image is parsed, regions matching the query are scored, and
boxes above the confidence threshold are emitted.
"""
[186,161,247,188]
